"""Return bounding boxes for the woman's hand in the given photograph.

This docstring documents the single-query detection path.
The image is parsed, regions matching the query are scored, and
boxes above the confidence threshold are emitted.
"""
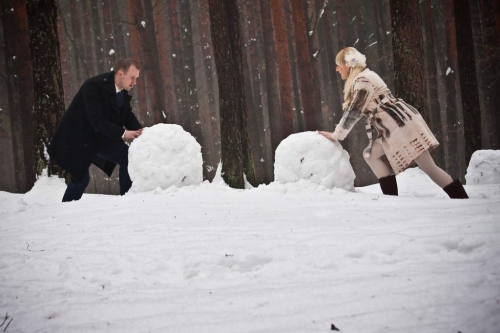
[318,131,335,142]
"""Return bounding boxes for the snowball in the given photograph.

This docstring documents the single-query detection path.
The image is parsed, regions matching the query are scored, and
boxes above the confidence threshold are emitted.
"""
[274,131,355,191]
[465,150,500,185]
[128,124,203,192]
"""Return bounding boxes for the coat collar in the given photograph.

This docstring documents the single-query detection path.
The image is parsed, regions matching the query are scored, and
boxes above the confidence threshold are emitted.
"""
[104,71,132,112]
[107,71,131,98]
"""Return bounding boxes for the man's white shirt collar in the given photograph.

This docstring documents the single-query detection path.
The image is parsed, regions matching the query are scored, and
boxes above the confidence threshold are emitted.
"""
[115,84,121,93]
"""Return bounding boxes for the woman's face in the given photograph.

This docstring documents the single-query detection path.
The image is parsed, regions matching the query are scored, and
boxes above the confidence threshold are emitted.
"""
[336,62,350,80]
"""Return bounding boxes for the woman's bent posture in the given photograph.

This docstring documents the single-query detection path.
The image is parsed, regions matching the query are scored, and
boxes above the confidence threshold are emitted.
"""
[319,47,468,199]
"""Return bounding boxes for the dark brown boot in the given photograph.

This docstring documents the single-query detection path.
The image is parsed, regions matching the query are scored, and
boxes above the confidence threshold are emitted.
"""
[443,179,469,199]
[379,175,398,196]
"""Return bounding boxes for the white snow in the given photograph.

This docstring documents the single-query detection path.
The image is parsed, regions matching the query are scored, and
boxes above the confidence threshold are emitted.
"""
[446,67,453,75]
[465,150,500,185]
[128,124,203,192]
[274,131,355,191]
[109,49,115,55]
[1,147,500,332]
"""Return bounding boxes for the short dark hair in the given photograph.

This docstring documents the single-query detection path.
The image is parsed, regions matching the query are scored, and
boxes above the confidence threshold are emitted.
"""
[114,58,141,73]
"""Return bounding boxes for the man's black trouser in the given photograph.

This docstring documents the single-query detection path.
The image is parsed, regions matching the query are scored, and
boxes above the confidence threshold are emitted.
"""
[62,140,131,202]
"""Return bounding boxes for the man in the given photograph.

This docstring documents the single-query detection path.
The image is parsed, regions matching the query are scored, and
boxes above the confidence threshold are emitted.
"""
[48,58,143,202]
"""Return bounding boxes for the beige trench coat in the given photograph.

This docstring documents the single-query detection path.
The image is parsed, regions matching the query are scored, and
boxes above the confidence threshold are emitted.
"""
[331,68,439,175]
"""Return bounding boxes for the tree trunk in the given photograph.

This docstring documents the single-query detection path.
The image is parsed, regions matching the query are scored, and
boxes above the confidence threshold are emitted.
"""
[244,0,269,183]
[196,0,220,180]
[259,0,281,176]
[316,1,337,131]
[352,0,367,50]
[0,22,16,192]
[374,0,392,88]
[252,0,273,182]
[81,0,97,75]
[324,3,344,120]
[125,0,148,123]
[128,0,165,125]
[333,0,375,186]
[168,1,189,126]
[453,0,482,163]
[1,0,36,192]
[285,0,303,131]
[90,0,105,73]
[290,0,321,131]
[102,0,117,69]
[474,0,500,150]
[109,0,127,59]
[152,0,175,124]
[240,2,263,183]
[180,0,203,142]
[335,0,354,47]
[68,0,88,83]
[493,0,500,35]
[421,0,446,168]
[389,0,428,121]
[26,0,67,178]
[271,0,295,139]
[443,0,464,179]
[208,0,256,188]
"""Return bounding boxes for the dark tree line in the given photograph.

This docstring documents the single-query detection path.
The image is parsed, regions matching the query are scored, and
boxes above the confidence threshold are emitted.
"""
[0,0,498,193]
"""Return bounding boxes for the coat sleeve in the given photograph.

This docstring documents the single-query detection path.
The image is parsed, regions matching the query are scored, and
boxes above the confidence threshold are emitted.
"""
[124,107,142,130]
[331,78,374,141]
[83,81,126,140]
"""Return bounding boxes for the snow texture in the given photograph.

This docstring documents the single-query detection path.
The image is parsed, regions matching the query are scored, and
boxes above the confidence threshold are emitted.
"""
[128,124,203,192]
[274,131,355,191]
[1,137,500,332]
[465,149,500,185]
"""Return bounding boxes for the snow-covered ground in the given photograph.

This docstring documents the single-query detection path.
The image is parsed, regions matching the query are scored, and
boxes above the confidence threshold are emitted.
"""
[1,165,499,333]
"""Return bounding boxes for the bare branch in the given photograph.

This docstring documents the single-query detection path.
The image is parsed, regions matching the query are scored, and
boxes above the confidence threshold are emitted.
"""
[118,20,137,26]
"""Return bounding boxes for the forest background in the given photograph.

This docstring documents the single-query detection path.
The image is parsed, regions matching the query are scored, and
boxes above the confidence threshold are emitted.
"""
[0,0,499,194]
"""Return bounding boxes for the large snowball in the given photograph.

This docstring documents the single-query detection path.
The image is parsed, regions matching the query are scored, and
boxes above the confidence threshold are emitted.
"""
[128,124,203,192]
[274,131,355,191]
[465,150,500,185]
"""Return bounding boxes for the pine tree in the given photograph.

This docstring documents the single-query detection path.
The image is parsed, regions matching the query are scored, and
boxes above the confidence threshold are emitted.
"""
[208,0,256,188]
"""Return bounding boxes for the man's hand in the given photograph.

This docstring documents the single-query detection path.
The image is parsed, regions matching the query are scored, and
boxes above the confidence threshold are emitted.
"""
[318,131,335,142]
[123,129,143,141]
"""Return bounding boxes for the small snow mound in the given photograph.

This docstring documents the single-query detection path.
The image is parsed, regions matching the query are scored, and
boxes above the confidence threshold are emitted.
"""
[128,124,203,192]
[211,161,227,186]
[465,150,500,185]
[23,169,67,205]
[274,131,355,191]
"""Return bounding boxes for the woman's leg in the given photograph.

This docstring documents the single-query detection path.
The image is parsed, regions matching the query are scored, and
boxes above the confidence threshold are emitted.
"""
[364,140,398,195]
[414,150,453,188]
[364,140,391,178]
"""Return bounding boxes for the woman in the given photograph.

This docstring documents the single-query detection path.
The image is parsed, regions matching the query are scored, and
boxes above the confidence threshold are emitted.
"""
[319,47,468,199]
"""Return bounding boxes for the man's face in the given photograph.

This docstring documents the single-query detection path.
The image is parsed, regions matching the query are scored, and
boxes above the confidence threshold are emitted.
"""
[116,65,140,91]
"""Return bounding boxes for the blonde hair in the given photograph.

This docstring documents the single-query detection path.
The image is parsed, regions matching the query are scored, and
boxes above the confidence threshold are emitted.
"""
[336,47,367,110]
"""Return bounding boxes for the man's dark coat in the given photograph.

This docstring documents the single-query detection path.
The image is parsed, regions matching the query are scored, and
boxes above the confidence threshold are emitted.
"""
[48,71,141,181]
